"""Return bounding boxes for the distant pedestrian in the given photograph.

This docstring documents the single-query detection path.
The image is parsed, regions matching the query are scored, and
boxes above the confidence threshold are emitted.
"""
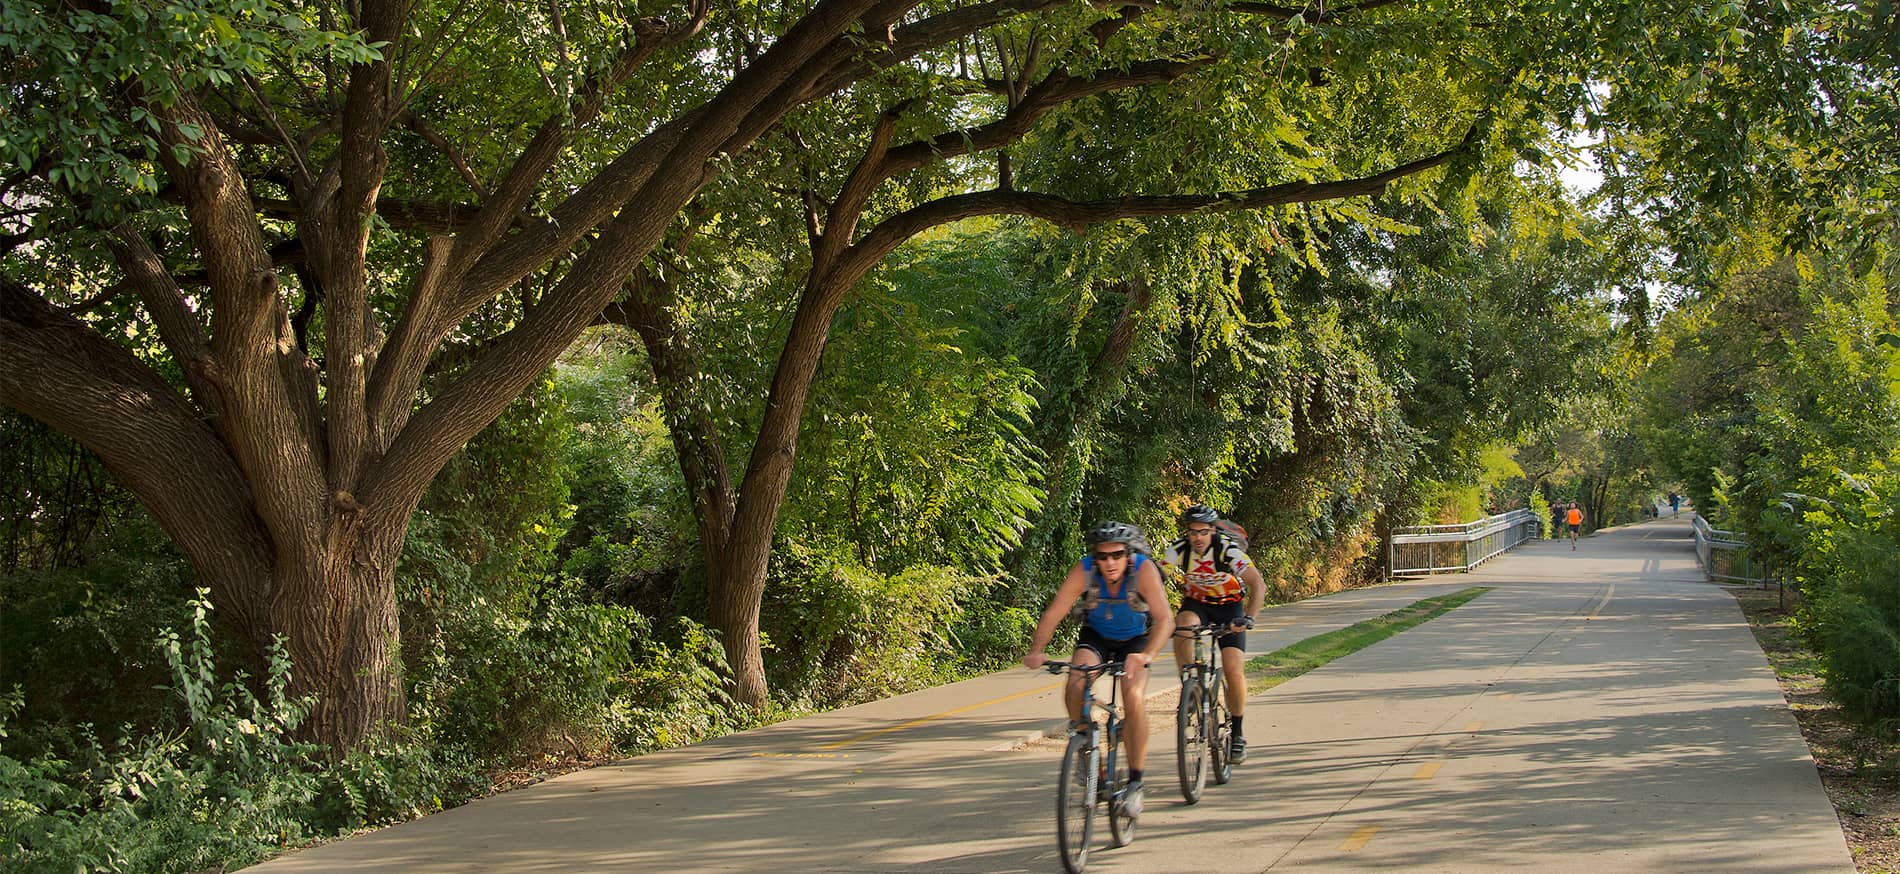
[1566,503,1584,549]
[1669,492,1681,517]
[1549,502,1565,540]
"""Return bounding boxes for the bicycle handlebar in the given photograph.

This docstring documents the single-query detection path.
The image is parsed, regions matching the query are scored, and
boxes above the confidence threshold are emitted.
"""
[1042,661,1127,677]
[1175,619,1252,637]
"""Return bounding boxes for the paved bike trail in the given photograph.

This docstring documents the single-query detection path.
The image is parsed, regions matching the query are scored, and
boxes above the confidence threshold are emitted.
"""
[251,517,1851,872]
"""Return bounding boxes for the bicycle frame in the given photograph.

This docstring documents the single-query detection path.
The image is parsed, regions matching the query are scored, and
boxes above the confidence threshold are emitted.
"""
[1047,659,1135,872]
[1049,660,1125,779]
[1176,623,1235,796]
[1185,624,1225,687]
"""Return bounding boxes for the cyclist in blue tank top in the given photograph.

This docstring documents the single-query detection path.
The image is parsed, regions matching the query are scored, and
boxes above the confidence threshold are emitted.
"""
[1024,521,1174,818]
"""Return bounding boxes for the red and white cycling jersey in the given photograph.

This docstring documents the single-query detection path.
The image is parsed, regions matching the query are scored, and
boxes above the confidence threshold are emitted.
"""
[1163,537,1254,604]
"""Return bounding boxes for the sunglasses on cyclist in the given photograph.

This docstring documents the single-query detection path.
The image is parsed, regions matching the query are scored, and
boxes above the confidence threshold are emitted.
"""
[1185,526,1215,535]
[1092,548,1129,562]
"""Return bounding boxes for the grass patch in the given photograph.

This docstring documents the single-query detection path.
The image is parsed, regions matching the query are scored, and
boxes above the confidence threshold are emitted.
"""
[1245,587,1493,691]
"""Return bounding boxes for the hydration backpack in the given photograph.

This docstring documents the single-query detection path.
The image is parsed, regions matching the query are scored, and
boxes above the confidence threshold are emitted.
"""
[1214,519,1249,553]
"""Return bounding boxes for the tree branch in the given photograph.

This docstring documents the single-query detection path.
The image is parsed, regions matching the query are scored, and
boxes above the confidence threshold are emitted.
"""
[148,87,327,544]
[398,111,489,198]
[600,270,738,550]
[882,58,1214,179]
[817,102,911,273]
[842,122,1481,283]
[320,0,406,490]
[104,226,225,421]
[251,195,524,234]
[0,275,274,635]
[1226,0,1407,20]
[805,0,1068,101]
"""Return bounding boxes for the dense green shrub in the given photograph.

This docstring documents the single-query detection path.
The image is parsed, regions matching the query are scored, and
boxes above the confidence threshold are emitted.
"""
[617,617,747,753]
[1792,475,1900,735]
[1,593,322,873]
[762,542,1010,708]
[550,344,692,604]
[1813,587,1900,736]
[0,517,196,756]
[405,584,647,762]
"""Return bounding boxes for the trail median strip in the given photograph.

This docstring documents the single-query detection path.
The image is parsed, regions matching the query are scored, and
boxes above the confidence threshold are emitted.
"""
[1245,587,1493,690]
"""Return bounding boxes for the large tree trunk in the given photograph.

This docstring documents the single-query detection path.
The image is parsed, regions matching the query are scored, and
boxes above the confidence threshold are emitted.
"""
[2,275,412,749]
[697,278,852,707]
[706,548,770,708]
[270,507,408,753]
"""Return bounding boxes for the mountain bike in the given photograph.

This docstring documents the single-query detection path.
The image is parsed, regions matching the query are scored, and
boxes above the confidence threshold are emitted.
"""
[1045,660,1137,873]
[1174,622,1235,804]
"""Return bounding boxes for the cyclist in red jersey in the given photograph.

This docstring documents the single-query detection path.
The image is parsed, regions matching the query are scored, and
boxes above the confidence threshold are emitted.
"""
[1162,504,1267,763]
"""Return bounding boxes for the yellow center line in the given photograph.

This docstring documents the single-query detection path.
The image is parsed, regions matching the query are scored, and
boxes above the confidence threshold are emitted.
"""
[1338,825,1380,851]
[1464,721,1484,733]
[1411,762,1442,779]
[1496,692,1515,701]
[819,681,1063,750]
[1590,584,1616,618]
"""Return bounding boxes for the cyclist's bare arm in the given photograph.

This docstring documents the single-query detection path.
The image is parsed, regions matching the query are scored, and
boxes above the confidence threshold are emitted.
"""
[1024,563,1090,669]
[1134,561,1174,665]
[1240,566,1268,627]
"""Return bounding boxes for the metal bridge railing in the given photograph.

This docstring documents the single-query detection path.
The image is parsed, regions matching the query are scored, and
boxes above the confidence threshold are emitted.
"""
[1388,508,1542,577]
[1693,514,1768,584]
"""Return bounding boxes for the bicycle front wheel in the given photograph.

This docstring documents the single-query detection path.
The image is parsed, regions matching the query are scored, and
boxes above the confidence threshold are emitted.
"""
[1108,725,1138,847]
[1176,680,1207,803]
[1056,732,1098,873]
[1210,670,1234,785]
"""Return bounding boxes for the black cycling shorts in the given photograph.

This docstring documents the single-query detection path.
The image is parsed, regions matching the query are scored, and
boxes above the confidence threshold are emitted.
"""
[1180,597,1248,651]
[1076,625,1150,666]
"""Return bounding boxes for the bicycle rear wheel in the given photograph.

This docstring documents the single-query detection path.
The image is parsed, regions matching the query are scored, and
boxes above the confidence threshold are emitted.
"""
[1107,725,1138,847]
[1210,670,1234,785]
[1056,732,1098,873]
[1176,680,1207,803]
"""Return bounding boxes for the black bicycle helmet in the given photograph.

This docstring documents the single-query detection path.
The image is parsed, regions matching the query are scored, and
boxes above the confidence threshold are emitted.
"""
[1180,503,1220,526]
[1085,520,1142,547]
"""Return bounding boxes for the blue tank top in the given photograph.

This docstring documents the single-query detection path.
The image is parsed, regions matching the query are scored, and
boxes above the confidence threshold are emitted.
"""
[1082,553,1149,640]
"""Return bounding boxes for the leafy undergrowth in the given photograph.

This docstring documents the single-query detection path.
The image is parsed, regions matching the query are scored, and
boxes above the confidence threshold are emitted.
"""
[1732,584,1900,873]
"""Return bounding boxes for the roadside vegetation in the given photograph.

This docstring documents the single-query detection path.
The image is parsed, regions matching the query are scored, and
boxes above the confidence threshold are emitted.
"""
[1734,584,1900,873]
[1,0,1891,871]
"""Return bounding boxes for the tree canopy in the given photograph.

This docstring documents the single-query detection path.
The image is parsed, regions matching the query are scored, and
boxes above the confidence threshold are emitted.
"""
[4,0,1884,754]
